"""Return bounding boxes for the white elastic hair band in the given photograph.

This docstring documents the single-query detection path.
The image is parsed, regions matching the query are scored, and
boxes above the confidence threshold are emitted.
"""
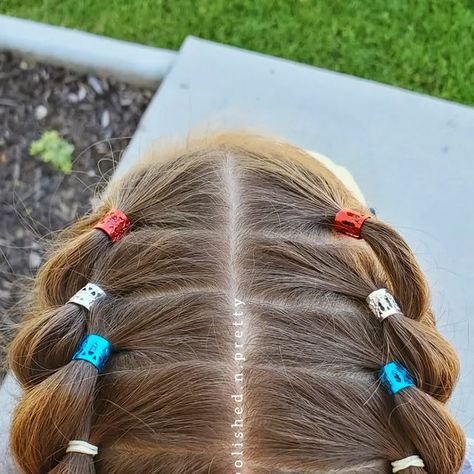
[366,288,402,321]
[66,440,98,456]
[391,455,425,472]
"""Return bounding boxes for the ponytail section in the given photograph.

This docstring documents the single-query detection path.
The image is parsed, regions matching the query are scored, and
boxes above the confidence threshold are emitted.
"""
[331,208,430,322]
[363,287,459,403]
[332,210,459,402]
[332,208,465,471]
[10,304,87,388]
[35,223,111,309]
[11,208,131,387]
[11,360,99,474]
[380,315,459,403]
[360,219,431,324]
[10,281,108,389]
[379,361,465,474]
[11,332,113,474]
[34,206,130,309]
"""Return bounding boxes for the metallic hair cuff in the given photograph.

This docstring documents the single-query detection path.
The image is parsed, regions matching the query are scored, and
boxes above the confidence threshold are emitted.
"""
[94,208,130,242]
[366,288,401,321]
[334,208,371,239]
[68,283,106,311]
[380,361,415,395]
[72,334,112,371]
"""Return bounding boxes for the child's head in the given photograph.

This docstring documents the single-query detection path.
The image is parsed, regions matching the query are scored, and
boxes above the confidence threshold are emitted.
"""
[9,133,464,473]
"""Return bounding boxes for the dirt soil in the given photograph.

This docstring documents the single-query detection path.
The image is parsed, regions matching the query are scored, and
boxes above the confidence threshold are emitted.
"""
[0,51,153,374]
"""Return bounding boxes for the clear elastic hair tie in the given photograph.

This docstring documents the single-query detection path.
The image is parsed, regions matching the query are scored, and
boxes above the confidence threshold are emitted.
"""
[391,454,425,472]
[66,440,98,456]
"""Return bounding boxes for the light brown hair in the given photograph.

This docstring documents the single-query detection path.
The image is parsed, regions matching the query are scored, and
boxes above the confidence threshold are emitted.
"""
[9,133,465,473]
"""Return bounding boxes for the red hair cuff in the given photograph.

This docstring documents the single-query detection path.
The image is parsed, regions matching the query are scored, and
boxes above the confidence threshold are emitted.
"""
[94,208,130,242]
[334,209,371,239]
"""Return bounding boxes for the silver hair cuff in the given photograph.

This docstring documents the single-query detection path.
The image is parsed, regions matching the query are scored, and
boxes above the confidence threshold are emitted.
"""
[68,283,106,311]
[366,288,401,321]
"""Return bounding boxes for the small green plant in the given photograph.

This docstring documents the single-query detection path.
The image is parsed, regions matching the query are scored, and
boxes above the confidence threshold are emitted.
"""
[29,130,74,174]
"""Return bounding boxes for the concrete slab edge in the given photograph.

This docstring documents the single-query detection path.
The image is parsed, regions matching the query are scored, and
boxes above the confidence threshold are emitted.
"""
[0,15,177,86]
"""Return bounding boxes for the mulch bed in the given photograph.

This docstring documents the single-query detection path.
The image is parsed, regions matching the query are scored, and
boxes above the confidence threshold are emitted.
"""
[0,51,154,374]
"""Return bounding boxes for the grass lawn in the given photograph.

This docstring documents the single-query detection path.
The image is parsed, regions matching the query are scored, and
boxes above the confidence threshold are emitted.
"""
[2,0,473,106]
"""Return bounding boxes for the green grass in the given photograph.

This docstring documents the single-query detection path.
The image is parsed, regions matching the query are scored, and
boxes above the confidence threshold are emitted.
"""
[2,0,474,105]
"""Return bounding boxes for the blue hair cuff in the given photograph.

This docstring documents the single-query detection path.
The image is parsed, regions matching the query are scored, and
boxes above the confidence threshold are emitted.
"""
[72,334,112,371]
[380,361,415,395]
